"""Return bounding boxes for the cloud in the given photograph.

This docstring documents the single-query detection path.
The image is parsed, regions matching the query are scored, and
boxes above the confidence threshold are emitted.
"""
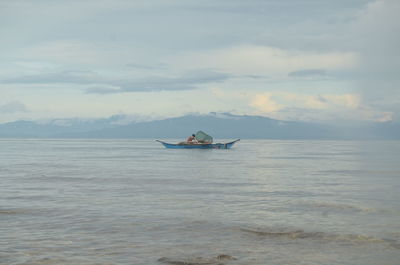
[86,78,198,94]
[2,71,100,84]
[0,101,29,113]
[278,93,361,110]
[248,92,372,122]
[350,0,400,120]
[288,69,327,78]
[89,70,230,93]
[250,93,282,113]
[126,63,168,70]
[175,45,358,78]
[2,0,395,123]
[243,74,268,79]
[85,85,121,94]
[16,40,116,65]
[268,106,387,123]
[1,69,231,93]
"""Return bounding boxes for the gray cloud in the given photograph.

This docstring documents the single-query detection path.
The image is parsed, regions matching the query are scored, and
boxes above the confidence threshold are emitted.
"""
[0,0,371,55]
[350,0,400,121]
[0,101,29,113]
[288,69,327,78]
[126,63,168,70]
[244,75,268,79]
[87,70,231,94]
[1,69,231,93]
[2,0,395,123]
[2,71,100,84]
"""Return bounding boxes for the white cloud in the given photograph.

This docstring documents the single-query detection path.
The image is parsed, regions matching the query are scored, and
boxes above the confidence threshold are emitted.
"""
[174,45,358,78]
[207,88,372,122]
[250,93,282,113]
[246,91,387,122]
[349,0,400,120]
[17,40,123,66]
[1,0,397,124]
[278,93,361,110]
[0,101,29,113]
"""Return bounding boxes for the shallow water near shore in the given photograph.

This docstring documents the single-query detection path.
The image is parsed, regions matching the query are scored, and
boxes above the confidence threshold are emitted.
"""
[1,139,399,265]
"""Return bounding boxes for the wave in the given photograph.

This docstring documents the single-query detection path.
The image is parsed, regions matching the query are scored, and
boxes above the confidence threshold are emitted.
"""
[310,202,377,213]
[0,209,27,215]
[240,227,400,249]
[158,254,237,265]
[4,195,51,200]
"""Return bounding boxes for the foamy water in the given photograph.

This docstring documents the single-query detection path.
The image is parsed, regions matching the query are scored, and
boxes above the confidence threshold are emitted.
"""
[1,139,399,265]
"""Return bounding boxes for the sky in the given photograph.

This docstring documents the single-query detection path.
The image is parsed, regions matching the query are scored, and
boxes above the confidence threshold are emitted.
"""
[0,0,399,123]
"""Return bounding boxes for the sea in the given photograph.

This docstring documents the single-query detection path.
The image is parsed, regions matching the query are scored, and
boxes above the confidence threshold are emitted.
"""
[1,139,399,265]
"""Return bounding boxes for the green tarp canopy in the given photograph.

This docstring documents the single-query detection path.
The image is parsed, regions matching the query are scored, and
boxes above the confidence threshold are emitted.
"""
[195,130,213,143]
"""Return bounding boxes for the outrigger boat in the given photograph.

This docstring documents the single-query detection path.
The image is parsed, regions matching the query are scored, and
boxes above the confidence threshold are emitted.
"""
[156,139,240,149]
[156,130,239,149]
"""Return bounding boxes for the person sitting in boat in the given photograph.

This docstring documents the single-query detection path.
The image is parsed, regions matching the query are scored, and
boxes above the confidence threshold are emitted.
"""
[177,134,197,145]
[186,134,198,143]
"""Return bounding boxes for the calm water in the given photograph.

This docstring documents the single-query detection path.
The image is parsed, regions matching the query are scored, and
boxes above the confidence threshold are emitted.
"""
[1,139,399,265]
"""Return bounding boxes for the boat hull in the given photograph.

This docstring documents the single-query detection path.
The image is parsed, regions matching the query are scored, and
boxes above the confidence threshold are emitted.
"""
[156,139,240,149]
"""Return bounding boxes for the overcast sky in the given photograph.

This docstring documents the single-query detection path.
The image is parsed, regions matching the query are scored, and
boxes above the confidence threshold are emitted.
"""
[0,0,399,123]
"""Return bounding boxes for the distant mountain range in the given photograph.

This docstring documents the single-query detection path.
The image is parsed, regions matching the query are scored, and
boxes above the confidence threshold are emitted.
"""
[0,113,399,139]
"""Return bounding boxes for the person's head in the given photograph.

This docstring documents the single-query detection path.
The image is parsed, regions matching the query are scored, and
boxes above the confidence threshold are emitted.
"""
[192,134,195,137]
